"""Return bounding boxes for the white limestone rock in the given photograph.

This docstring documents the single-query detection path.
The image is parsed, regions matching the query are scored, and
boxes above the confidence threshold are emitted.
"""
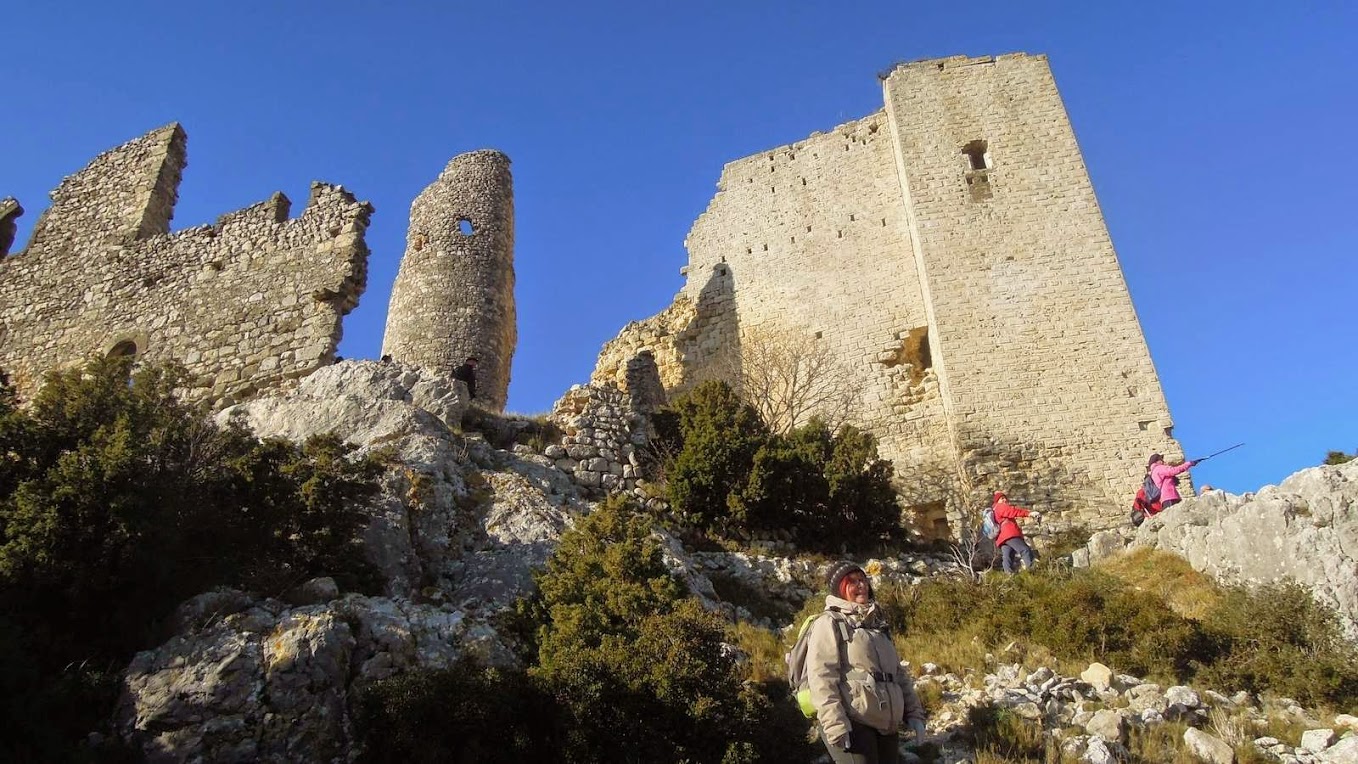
[1133,460,1358,638]
[1184,727,1235,764]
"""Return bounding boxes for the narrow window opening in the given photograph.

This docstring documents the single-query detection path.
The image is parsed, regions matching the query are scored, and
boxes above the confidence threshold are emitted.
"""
[837,230,843,239]
[762,244,768,252]
[791,236,796,244]
[806,225,812,233]
[801,177,806,186]
[457,218,474,236]
[881,218,887,226]
[849,214,856,222]
[962,140,989,171]
[770,186,776,194]
[746,247,752,254]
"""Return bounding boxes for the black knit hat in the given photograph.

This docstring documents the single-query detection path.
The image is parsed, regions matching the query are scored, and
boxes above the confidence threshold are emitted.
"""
[826,561,865,596]
[1148,453,1164,467]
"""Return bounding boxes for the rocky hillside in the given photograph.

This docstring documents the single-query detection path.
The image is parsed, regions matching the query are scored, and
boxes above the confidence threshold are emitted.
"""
[109,361,1358,762]
[1074,460,1358,640]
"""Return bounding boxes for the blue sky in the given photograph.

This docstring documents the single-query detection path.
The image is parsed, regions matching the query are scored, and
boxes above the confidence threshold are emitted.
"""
[5,2,1355,495]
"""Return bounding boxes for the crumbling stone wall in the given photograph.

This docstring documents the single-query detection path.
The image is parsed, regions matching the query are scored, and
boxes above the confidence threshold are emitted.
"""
[595,53,1182,530]
[0,124,372,406]
[382,150,516,411]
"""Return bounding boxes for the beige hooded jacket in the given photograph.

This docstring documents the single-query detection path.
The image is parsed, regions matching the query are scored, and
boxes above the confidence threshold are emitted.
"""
[806,594,926,747]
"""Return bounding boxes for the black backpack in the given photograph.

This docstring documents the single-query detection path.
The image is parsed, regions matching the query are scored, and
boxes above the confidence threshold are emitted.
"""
[1142,473,1160,503]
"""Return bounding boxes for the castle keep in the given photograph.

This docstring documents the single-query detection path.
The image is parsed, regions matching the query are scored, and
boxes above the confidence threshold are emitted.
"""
[0,124,372,406]
[595,53,1183,529]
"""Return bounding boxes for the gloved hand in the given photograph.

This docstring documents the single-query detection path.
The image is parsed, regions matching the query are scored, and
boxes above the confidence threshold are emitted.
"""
[908,718,927,740]
[1189,460,1199,467]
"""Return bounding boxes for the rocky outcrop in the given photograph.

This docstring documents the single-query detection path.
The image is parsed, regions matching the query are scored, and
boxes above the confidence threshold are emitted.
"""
[116,361,586,760]
[115,585,512,763]
[1131,460,1358,638]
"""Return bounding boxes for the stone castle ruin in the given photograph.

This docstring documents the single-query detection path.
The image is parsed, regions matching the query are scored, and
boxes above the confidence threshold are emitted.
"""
[1,51,1183,531]
[593,53,1184,530]
[0,123,372,406]
[381,150,516,411]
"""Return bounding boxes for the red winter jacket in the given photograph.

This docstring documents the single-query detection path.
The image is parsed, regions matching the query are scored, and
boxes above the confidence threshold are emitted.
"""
[992,495,1031,547]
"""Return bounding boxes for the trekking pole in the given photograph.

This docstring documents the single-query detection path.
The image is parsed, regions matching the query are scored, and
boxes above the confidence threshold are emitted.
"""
[1191,443,1245,463]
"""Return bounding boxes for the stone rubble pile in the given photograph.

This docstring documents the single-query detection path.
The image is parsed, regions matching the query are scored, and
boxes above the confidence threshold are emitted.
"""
[914,661,1358,764]
[542,382,654,500]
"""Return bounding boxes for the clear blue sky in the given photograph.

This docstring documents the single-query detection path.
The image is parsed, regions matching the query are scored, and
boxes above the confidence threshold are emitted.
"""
[5,2,1355,496]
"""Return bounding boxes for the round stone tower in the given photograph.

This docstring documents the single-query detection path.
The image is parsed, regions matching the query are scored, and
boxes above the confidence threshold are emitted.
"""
[382,150,516,410]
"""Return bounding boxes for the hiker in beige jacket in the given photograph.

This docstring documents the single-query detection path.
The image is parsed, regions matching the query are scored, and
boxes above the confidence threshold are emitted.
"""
[807,561,927,764]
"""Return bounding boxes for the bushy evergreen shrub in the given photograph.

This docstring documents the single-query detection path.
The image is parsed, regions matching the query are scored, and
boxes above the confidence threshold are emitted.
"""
[663,381,768,531]
[660,381,899,551]
[522,494,815,763]
[0,358,385,759]
[355,661,556,763]
[1198,582,1358,710]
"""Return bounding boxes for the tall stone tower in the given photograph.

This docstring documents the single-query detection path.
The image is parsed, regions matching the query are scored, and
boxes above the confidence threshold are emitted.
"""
[592,53,1181,530]
[382,150,516,410]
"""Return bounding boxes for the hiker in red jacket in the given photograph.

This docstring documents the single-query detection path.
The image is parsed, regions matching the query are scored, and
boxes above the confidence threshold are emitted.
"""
[1130,486,1162,527]
[992,491,1040,574]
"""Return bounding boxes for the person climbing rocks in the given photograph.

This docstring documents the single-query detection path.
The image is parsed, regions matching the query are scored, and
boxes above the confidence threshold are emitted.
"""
[451,356,479,400]
[992,491,1039,574]
[807,561,927,764]
[1147,453,1196,511]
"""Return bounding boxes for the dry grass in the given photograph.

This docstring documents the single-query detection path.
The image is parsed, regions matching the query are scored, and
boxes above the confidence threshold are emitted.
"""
[1095,547,1223,620]
[730,621,785,684]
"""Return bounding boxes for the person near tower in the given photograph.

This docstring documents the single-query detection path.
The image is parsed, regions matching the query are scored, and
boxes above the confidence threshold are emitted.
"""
[452,356,479,400]
[991,491,1039,574]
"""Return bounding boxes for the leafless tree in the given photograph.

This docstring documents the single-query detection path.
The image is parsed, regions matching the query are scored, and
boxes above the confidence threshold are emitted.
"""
[718,325,861,435]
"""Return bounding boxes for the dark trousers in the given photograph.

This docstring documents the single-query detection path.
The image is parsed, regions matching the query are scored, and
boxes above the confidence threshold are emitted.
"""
[823,721,899,764]
[1000,538,1033,574]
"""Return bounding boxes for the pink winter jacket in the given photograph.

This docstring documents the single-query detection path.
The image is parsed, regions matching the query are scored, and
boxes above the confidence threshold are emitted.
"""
[1150,462,1193,503]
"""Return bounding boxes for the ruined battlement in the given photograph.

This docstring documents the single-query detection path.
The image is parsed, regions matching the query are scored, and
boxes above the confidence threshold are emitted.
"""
[0,125,372,405]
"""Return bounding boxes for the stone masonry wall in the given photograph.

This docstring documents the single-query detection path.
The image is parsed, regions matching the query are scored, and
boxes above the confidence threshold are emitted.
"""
[595,52,1184,530]
[382,150,516,411]
[882,53,1182,514]
[596,113,959,525]
[0,124,372,406]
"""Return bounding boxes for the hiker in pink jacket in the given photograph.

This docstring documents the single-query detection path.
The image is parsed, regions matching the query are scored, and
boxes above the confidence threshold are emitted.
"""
[1147,453,1197,509]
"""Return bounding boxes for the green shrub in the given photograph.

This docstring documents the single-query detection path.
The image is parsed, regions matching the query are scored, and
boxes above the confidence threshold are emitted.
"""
[658,381,900,552]
[523,494,815,763]
[354,661,556,763]
[663,381,769,531]
[1198,582,1358,710]
[0,358,385,759]
[1324,449,1355,466]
